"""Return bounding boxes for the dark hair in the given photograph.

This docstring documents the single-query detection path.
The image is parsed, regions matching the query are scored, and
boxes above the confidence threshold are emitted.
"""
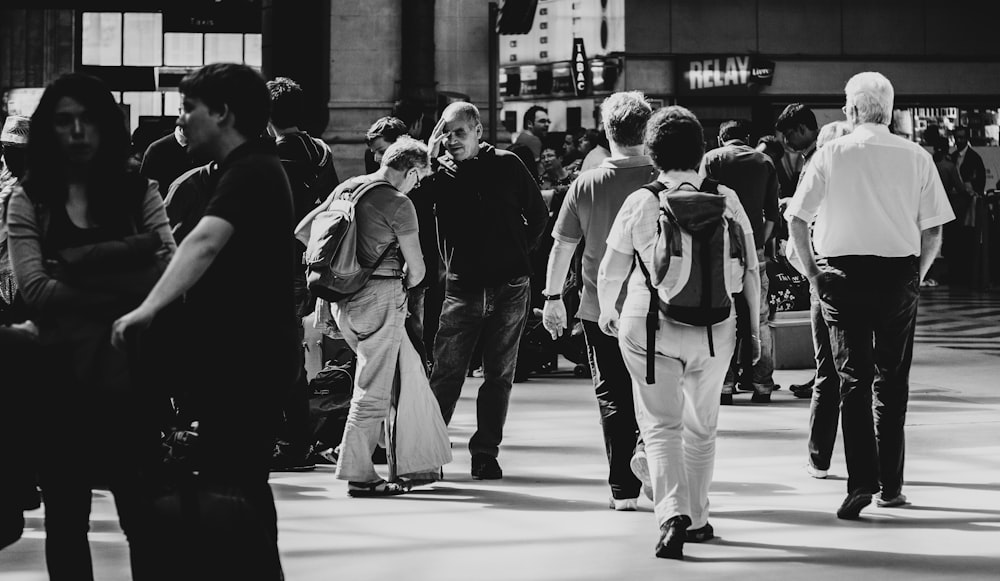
[391,98,424,129]
[719,119,751,143]
[179,63,270,139]
[524,105,547,129]
[953,125,969,138]
[23,73,142,228]
[645,106,704,172]
[366,116,409,146]
[775,103,817,133]
[266,76,303,129]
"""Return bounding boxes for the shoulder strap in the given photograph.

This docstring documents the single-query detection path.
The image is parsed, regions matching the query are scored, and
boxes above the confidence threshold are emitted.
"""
[699,177,719,193]
[642,181,668,196]
[347,178,393,204]
[633,252,658,385]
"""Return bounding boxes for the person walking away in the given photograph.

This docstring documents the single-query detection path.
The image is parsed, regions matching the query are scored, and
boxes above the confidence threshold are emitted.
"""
[597,106,760,559]
[541,91,656,511]
[785,72,954,519]
[701,119,780,403]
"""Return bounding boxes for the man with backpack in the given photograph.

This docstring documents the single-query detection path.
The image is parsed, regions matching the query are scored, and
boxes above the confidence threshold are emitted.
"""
[541,91,657,511]
[267,76,340,472]
[597,106,759,559]
[313,137,430,496]
[701,119,780,403]
[415,102,548,481]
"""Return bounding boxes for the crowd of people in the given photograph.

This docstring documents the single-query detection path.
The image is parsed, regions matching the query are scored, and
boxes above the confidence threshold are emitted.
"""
[0,63,959,576]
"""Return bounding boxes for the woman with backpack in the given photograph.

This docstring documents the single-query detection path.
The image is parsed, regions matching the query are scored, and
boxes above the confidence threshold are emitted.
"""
[596,106,760,560]
[6,73,175,579]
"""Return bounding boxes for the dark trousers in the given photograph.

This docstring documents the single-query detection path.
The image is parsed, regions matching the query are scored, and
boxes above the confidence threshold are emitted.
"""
[276,323,313,451]
[808,286,840,471]
[582,320,642,499]
[36,362,163,581]
[818,255,919,497]
[430,275,530,458]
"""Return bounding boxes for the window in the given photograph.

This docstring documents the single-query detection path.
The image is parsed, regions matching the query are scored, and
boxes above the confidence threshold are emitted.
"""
[164,33,203,66]
[122,13,162,66]
[244,34,262,67]
[121,91,162,134]
[540,51,548,59]
[540,8,547,15]
[510,54,518,62]
[540,36,547,44]
[509,40,517,48]
[82,12,123,66]
[205,33,243,65]
[539,22,548,30]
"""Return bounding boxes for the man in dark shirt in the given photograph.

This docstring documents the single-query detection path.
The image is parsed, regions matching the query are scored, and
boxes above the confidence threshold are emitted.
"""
[266,76,340,472]
[140,126,198,197]
[701,119,780,403]
[414,102,548,480]
[112,63,294,580]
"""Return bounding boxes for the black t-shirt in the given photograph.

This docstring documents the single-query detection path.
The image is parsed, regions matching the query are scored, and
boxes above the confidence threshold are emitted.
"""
[185,138,297,384]
[140,132,196,197]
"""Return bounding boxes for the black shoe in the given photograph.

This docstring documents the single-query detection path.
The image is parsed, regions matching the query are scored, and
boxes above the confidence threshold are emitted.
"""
[686,522,714,543]
[836,491,872,520]
[471,454,503,480]
[270,444,316,472]
[655,515,692,559]
[720,393,733,405]
[793,387,813,399]
[750,391,771,403]
[790,378,815,393]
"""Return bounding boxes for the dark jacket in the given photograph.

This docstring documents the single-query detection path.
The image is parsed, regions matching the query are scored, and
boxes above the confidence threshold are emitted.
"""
[702,140,779,249]
[413,143,548,288]
[952,145,986,195]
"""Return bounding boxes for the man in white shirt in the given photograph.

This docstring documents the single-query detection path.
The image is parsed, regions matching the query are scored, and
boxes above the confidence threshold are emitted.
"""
[785,72,954,520]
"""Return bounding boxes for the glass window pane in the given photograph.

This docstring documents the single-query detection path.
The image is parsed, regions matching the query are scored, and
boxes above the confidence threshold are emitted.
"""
[122,91,162,135]
[244,34,262,67]
[123,13,163,66]
[205,33,243,65]
[82,12,122,66]
[163,91,183,119]
[164,33,203,66]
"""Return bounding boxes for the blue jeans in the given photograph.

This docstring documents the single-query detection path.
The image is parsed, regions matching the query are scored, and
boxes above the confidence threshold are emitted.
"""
[430,275,530,458]
[817,256,919,498]
[808,286,840,471]
[724,257,775,395]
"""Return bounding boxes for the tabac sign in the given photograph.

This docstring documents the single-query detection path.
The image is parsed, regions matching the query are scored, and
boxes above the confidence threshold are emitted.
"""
[678,55,775,95]
[572,38,592,96]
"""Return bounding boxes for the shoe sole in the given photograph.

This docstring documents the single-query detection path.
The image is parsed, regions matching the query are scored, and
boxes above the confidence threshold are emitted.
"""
[655,541,684,559]
[629,454,653,501]
[877,495,908,508]
[686,525,714,543]
[837,494,872,519]
[270,465,317,473]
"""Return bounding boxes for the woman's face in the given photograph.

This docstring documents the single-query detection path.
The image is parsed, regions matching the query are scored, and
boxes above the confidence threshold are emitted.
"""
[53,96,100,165]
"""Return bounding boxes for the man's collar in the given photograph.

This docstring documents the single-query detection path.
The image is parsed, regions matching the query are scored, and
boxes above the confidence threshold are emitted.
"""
[722,139,748,148]
[598,154,652,169]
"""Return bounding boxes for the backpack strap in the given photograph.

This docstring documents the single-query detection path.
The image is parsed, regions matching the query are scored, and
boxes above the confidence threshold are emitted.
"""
[633,250,659,385]
[642,181,668,196]
[699,177,719,193]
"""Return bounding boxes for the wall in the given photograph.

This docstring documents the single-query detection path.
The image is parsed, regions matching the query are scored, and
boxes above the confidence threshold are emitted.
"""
[0,9,75,100]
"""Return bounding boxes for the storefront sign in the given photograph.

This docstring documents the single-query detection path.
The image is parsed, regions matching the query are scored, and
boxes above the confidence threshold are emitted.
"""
[572,38,592,96]
[500,57,619,99]
[679,55,776,95]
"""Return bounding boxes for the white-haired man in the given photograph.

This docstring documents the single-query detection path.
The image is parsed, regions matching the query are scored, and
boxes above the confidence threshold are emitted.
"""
[541,91,657,511]
[785,72,954,519]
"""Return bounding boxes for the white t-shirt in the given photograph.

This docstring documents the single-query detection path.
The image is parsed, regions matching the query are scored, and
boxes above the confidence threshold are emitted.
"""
[784,123,954,258]
[605,171,757,319]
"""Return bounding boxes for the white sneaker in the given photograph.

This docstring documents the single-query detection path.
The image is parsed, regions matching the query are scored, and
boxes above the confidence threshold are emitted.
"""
[805,463,828,479]
[877,493,908,507]
[609,497,638,511]
[630,449,653,501]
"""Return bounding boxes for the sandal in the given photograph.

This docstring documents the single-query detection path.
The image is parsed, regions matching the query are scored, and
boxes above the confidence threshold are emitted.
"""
[347,479,410,498]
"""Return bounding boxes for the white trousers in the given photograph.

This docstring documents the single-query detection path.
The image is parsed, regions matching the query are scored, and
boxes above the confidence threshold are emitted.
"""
[618,315,736,529]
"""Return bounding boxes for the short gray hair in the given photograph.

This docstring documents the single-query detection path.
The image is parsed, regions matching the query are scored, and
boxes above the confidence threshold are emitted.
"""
[600,91,651,147]
[381,136,430,172]
[816,121,852,148]
[844,72,894,126]
[442,101,481,128]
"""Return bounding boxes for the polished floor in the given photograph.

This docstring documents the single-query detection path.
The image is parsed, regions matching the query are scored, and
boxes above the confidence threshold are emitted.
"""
[2,286,999,580]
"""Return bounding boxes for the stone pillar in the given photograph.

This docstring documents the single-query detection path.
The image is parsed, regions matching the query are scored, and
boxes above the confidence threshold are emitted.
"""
[401,0,436,135]
[325,0,402,180]
[434,0,492,136]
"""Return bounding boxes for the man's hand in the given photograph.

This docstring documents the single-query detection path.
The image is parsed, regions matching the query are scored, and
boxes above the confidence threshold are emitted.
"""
[598,310,620,337]
[428,118,447,157]
[111,305,156,350]
[810,268,846,303]
[751,335,762,365]
[542,299,567,340]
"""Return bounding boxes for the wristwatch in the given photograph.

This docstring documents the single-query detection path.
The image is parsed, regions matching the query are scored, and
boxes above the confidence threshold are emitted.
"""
[542,292,562,301]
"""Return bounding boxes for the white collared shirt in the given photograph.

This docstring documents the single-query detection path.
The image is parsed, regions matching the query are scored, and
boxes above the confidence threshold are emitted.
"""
[784,123,954,258]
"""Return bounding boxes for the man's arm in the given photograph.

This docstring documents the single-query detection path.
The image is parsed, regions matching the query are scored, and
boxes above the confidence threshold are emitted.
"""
[397,231,426,290]
[919,226,943,283]
[788,216,820,279]
[741,261,762,364]
[596,247,632,337]
[541,238,579,338]
[111,216,233,348]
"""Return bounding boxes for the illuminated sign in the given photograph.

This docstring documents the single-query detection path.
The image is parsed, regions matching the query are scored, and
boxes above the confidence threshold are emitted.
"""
[679,55,776,95]
[572,38,592,96]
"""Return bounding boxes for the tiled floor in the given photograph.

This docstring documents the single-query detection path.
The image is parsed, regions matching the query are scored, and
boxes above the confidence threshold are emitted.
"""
[2,287,1000,580]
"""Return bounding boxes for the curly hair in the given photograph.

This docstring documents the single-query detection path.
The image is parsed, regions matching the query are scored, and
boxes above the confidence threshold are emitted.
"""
[644,106,704,172]
[600,91,651,147]
[266,76,304,129]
